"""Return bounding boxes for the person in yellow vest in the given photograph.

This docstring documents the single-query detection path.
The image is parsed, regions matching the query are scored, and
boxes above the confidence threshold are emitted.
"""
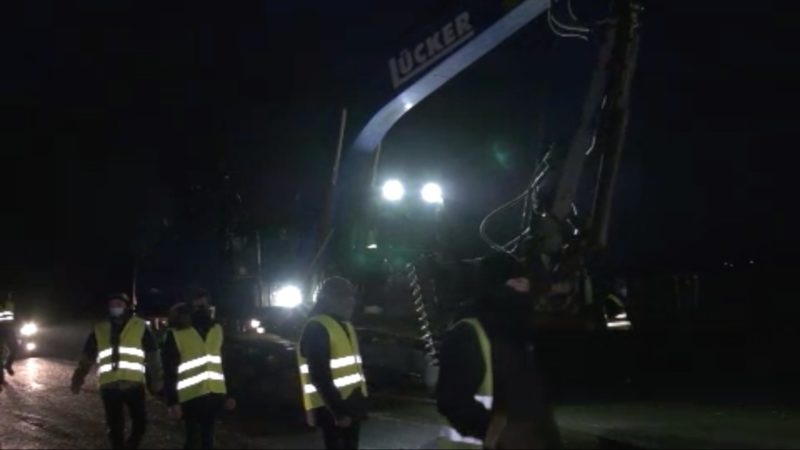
[604,278,632,330]
[71,293,163,450]
[437,253,561,449]
[297,277,368,450]
[162,289,235,450]
[0,293,18,383]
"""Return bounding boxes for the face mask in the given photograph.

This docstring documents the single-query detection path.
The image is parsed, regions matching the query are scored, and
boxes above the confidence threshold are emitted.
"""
[109,307,126,318]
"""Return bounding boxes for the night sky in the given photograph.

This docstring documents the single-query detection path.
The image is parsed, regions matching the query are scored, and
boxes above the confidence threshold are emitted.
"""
[2,0,798,307]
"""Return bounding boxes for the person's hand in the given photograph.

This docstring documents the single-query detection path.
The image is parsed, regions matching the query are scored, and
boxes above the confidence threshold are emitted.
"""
[224,397,236,411]
[168,404,183,420]
[150,381,164,396]
[335,416,353,428]
[506,277,531,293]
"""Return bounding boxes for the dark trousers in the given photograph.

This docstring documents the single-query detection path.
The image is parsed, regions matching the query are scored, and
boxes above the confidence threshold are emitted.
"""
[316,411,361,450]
[101,385,147,450]
[0,326,17,369]
[182,394,224,450]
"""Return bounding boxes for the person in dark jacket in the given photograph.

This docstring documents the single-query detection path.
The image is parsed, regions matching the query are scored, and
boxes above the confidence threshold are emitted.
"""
[437,253,561,449]
[162,289,236,450]
[298,276,368,450]
[71,293,163,450]
[0,293,18,386]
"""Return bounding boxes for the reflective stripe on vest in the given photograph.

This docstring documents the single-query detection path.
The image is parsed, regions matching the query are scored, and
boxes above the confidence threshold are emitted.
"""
[178,355,223,374]
[94,317,147,386]
[172,324,227,403]
[297,315,368,411]
[298,355,363,374]
[0,303,14,322]
[439,318,493,449]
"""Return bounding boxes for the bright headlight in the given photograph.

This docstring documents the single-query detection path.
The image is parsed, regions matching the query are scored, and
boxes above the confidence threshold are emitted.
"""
[421,183,443,204]
[381,179,405,202]
[20,322,38,337]
[250,319,262,330]
[272,285,302,308]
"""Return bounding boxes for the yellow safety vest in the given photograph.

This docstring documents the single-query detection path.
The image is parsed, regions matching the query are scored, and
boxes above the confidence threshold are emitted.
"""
[438,318,493,449]
[95,317,147,386]
[0,300,15,323]
[172,324,227,404]
[297,315,368,412]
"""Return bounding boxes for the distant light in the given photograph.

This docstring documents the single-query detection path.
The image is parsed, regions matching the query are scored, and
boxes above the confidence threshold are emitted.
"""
[615,312,628,320]
[26,342,37,352]
[256,327,266,335]
[382,180,405,202]
[20,322,38,337]
[749,260,755,265]
[272,285,303,308]
[420,183,443,204]
[367,244,378,250]
[250,319,261,329]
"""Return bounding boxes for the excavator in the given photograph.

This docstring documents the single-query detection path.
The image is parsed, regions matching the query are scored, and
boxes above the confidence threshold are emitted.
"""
[310,0,642,439]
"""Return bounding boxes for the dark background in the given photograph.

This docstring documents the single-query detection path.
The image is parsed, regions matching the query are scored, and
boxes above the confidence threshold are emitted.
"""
[2,0,798,318]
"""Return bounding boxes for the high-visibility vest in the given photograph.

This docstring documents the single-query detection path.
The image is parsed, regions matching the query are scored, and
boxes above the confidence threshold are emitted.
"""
[605,294,632,329]
[438,318,493,449]
[0,300,15,323]
[95,317,147,386]
[172,324,227,404]
[297,315,368,412]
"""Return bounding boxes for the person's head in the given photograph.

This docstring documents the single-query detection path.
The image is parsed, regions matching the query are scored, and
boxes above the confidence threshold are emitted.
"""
[186,288,213,321]
[190,291,210,311]
[107,293,131,319]
[614,278,628,298]
[169,302,192,329]
[314,277,356,320]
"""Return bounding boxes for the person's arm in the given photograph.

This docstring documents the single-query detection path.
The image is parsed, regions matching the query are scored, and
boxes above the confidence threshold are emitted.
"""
[436,322,491,440]
[161,330,180,406]
[142,326,164,394]
[220,328,237,403]
[301,322,349,419]
[71,332,97,391]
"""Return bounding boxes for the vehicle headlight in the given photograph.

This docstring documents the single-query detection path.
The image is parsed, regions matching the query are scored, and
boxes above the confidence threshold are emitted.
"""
[421,182,443,204]
[381,179,405,202]
[20,322,38,337]
[272,285,302,308]
[250,319,262,330]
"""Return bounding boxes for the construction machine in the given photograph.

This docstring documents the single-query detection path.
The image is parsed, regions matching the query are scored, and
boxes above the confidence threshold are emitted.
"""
[309,0,642,395]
